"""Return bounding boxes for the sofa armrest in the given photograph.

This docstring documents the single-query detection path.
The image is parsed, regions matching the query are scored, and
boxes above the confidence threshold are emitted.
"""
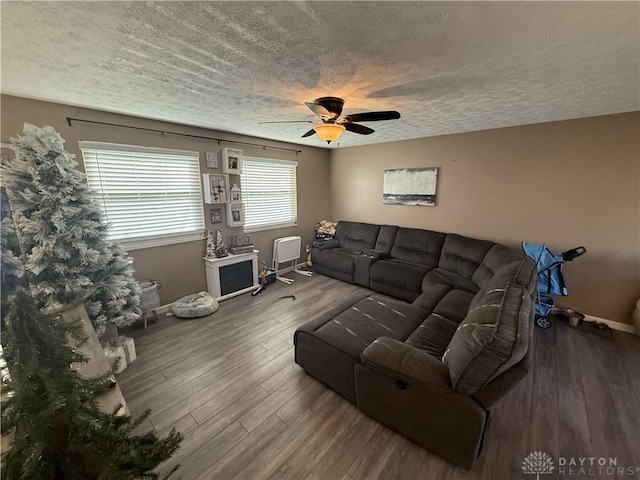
[360,337,452,394]
[313,238,340,250]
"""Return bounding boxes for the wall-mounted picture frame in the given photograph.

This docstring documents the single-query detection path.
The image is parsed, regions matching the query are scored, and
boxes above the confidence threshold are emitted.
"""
[203,174,230,204]
[383,167,439,206]
[209,208,223,224]
[205,151,218,169]
[222,148,243,174]
[226,203,245,227]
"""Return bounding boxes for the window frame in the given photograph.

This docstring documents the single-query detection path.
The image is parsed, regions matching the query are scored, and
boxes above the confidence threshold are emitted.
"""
[79,141,204,250]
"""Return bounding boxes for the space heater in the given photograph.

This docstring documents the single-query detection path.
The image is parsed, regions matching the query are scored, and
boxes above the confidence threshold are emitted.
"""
[272,236,312,284]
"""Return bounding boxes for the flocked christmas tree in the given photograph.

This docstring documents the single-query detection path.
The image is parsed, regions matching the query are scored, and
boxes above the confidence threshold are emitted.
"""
[0,290,183,479]
[0,186,24,316]
[0,126,182,478]
[204,230,216,259]
[1,123,141,336]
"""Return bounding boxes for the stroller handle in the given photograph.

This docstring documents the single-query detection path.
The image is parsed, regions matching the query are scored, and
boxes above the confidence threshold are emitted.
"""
[562,246,586,261]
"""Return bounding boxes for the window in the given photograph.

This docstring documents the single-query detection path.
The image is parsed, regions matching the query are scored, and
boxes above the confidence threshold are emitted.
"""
[240,156,297,232]
[79,141,204,250]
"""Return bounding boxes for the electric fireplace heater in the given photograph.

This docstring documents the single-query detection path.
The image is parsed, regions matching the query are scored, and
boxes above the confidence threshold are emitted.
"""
[205,251,259,300]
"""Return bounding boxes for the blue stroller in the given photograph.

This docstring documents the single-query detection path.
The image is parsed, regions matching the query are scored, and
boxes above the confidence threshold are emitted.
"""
[522,242,586,328]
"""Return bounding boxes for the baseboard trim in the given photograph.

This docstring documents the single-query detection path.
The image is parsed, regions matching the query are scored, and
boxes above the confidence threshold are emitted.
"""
[154,286,638,337]
[584,314,638,336]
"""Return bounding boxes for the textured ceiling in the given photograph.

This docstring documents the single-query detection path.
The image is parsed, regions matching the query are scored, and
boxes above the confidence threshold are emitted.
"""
[1,1,639,149]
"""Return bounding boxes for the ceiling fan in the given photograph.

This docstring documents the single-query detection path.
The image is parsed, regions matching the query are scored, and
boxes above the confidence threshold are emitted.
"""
[260,97,401,144]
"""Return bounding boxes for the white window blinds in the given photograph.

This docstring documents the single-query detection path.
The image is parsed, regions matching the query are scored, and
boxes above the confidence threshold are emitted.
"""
[241,157,298,232]
[79,141,204,249]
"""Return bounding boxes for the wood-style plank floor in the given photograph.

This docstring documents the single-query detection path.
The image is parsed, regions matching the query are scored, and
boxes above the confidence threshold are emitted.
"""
[117,273,640,480]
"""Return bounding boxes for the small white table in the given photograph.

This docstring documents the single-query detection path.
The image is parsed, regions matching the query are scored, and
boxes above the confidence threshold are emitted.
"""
[204,250,259,301]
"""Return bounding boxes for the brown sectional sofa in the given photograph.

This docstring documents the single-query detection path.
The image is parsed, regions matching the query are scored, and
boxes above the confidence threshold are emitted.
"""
[294,221,537,468]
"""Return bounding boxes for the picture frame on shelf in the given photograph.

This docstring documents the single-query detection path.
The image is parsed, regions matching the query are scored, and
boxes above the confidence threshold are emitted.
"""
[226,203,245,227]
[205,151,219,169]
[222,148,243,174]
[203,174,230,204]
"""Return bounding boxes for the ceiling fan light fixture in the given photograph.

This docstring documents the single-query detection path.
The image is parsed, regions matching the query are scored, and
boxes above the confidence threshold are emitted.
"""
[313,123,345,144]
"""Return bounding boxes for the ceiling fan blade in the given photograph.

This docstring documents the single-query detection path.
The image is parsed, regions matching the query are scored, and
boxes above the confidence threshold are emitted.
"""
[344,123,374,135]
[341,111,401,123]
[305,102,333,119]
[314,97,344,118]
[301,128,317,138]
[258,120,314,124]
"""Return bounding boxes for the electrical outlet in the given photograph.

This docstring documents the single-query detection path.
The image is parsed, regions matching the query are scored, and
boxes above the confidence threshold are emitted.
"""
[305,244,310,253]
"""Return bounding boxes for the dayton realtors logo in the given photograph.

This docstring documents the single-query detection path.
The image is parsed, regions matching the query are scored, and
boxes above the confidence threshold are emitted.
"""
[522,452,640,478]
[522,451,555,480]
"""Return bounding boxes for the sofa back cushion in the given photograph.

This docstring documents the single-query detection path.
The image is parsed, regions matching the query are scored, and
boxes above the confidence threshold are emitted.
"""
[335,221,381,252]
[470,258,537,313]
[438,234,495,281]
[471,244,528,288]
[406,313,459,358]
[374,225,399,253]
[442,282,531,394]
[390,228,446,267]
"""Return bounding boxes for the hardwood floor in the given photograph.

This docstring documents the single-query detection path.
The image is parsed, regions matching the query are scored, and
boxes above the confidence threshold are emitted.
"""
[117,273,640,480]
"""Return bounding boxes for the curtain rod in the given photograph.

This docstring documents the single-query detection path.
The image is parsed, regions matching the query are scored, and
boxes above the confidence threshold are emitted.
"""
[65,117,302,155]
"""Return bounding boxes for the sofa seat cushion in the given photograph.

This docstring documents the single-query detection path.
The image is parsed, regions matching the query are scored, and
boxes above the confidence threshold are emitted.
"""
[443,283,531,394]
[295,295,425,402]
[312,247,358,275]
[412,284,474,321]
[433,289,476,323]
[405,313,459,358]
[422,268,480,294]
[370,259,432,301]
[408,286,474,358]
[314,296,426,359]
[411,284,453,314]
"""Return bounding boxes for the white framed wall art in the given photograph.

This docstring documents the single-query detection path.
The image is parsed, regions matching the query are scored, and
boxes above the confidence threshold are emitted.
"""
[203,174,230,204]
[226,203,245,227]
[222,148,243,174]
[383,167,439,206]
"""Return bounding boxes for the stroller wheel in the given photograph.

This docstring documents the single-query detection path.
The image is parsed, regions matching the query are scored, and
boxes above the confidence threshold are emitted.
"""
[536,316,552,329]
